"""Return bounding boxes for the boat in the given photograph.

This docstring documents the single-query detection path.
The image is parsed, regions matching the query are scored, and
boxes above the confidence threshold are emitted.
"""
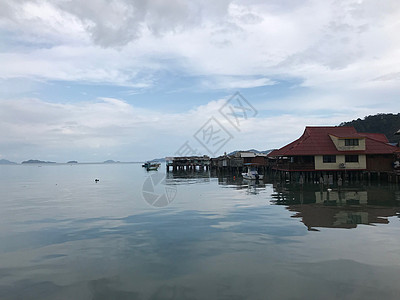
[146,163,160,171]
[242,164,264,180]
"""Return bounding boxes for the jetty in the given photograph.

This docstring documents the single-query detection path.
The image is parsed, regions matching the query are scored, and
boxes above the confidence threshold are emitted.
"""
[165,152,270,175]
[166,156,210,172]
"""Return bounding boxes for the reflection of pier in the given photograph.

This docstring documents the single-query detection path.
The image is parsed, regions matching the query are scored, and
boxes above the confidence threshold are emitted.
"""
[166,156,210,172]
[165,171,211,186]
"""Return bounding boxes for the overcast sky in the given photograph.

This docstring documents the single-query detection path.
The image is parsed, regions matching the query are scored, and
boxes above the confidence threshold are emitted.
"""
[1,0,399,162]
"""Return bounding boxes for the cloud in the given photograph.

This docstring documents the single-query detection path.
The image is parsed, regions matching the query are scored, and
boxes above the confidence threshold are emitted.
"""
[1,0,400,92]
[0,97,227,161]
[0,0,399,161]
[373,72,400,82]
[203,76,276,89]
[0,0,231,48]
[0,93,384,162]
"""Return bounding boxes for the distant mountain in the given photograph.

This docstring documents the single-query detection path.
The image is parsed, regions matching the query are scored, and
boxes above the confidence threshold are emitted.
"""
[227,149,274,156]
[339,113,400,144]
[21,159,56,164]
[149,158,166,162]
[103,160,120,164]
[0,159,17,165]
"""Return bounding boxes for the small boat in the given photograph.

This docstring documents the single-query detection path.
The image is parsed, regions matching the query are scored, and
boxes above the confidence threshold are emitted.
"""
[146,163,160,171]
[242,164,263,180]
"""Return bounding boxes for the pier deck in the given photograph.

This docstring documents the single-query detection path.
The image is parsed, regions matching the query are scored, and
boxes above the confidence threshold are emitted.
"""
[166,156,210,172]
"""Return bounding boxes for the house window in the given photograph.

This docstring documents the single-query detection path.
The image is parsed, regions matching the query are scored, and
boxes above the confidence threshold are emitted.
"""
[345,155,359,163]
[323,155,336,163]
[345,139,359,146]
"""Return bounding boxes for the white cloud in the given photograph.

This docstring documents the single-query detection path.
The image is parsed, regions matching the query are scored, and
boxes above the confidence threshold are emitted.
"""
[0,97,225,161]
[203,76,276,89]
[0,0,399,161]
[0,95,377,162]
[1,0,400,92]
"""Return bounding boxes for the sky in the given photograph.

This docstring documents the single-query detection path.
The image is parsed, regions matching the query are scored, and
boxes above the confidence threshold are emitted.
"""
[0,0,399,163]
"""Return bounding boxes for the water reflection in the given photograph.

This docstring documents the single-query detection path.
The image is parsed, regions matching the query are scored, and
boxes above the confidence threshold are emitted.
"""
[165,170,211,185]
[167,171,400,231]
[271,182,400,230]
[213,173,400,230]
[1,165,400,299]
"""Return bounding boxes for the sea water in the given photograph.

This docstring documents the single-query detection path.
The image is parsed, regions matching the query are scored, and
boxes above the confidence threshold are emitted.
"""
[1,163,400,299]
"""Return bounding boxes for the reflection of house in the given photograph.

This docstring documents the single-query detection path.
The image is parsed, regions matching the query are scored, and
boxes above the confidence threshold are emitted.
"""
[315,191,368,204]
[288,204,400,230]
[268,126,400,182]
[271,179,400,229]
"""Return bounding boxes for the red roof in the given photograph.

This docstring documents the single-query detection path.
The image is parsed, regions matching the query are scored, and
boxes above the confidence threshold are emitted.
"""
[360,133,389,143]
[330,132,389,143]
[268,126,398,157]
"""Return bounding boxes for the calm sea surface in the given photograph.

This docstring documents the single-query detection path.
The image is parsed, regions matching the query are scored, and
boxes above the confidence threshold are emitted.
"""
[1,163,400,299]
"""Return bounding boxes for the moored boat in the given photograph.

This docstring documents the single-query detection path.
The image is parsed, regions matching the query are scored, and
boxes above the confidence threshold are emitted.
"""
[146,163,160,171]
[242,164,264,180]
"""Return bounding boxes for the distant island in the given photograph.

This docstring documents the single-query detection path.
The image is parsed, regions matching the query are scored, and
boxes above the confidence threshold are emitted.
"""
[21,159,56,164]
[0,159,17,165]
[103,160,120,164]
[149,158,166,163]
[228,149,274,156]
[67,161,78,164]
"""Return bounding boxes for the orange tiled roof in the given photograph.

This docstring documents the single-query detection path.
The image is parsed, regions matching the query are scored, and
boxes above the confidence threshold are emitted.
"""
[268,126,398,157]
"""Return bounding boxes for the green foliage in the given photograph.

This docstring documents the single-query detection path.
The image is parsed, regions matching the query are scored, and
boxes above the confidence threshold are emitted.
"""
[339,113,400,143]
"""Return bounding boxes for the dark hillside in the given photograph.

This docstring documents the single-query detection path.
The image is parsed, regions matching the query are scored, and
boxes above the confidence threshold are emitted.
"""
[339,113,400,144]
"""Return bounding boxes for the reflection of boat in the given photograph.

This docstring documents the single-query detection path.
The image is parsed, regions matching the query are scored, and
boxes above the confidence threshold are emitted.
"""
[246,184,259,195]
[242,178,264,185]
[242,164,263,180]
[146,163,160,171]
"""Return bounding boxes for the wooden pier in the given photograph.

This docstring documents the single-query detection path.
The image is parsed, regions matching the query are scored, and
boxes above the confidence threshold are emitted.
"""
[166,156,210,172]
[166,152,270,174]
